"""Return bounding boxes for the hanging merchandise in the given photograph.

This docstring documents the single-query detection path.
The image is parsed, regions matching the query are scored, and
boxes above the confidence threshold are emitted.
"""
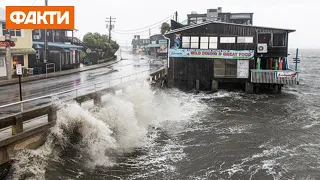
[269,58,273,70]
[256,58,261,70]
[279,58,283,70]
[274,58,278,70]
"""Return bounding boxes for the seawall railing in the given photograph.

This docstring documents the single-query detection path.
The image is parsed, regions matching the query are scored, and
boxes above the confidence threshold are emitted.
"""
[0,70,150,136]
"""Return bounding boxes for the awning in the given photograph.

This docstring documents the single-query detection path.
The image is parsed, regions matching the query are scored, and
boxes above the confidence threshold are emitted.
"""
[145,44,167,48]
[0,48,36,55]
[33,41,83,49]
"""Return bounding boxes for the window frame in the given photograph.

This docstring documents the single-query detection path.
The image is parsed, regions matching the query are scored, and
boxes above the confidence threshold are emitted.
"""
[220,37,236,43]
[237,36,254,43]
[182,36,200,49]
[182,36,191,48]
[200,36,218,49]
[272,33,287,47]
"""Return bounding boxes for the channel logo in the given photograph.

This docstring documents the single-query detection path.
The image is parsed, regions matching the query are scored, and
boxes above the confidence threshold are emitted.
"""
[6,6,74,29]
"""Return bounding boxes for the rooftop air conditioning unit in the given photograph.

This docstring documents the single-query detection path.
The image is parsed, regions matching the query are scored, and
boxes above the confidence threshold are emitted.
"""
[34,35,40,40]
[257,43,267,53]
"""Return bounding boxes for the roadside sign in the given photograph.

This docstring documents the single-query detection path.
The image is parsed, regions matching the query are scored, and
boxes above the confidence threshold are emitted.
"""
[0,41,10,47]
[16,64,22,75]
[86,48,92,54]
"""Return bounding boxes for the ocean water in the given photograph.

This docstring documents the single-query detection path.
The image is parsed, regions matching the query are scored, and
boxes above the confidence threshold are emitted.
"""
[5,49,320,180]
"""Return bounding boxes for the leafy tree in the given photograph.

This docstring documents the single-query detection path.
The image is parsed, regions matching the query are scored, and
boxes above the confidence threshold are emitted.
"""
[160,22,171,35]
[82,32,119,59]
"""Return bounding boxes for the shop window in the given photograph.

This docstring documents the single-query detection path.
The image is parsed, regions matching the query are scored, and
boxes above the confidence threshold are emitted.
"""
[182,36,190,48]
[220,37,235,43]
[237,37,253,43]
[209,37,218,49]
[273,33,286,47]
[13,55,24,68]
[200,37,209,49]
[190,36,199,48]
[200,37,218,49]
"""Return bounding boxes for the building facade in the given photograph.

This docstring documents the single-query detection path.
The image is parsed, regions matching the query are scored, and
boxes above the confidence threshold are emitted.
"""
[165,21,297,92]
[29,29,83,74]
[0,21,36,77]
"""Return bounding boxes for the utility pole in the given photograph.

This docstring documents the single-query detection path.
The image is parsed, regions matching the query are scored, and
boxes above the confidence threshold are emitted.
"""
[44,0,48,63]
[106,16,116,43]
[149,28,151,38]
[4,34,12,80]
[175,11,178,22]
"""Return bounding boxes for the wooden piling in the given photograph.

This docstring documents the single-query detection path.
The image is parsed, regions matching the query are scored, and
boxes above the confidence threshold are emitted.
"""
[94,93,102,106]
[212,80,218,92]
[245,83,254,94]
[196,80,200,93]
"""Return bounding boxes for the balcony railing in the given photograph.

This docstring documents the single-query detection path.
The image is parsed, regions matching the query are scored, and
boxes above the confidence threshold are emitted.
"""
[251,69,299,85]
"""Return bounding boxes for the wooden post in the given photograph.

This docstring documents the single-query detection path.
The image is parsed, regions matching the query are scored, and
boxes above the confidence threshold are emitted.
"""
[245,83,254,94]
[12,114,23,135]
[212,80,218,92]
[196,80,200,93]
[94,93,102,106]
[48,106,57,123]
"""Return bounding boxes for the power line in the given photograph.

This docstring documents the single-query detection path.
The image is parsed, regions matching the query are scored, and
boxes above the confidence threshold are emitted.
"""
[112,19,170,35]
[31,0,37,5]
[113,14,173,32]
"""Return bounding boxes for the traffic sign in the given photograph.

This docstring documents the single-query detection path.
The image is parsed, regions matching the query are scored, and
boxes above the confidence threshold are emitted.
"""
[86,48,92,54]
[16,64,22,75]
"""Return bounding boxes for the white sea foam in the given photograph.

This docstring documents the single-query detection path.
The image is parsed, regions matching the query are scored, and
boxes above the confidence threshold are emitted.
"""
[9,81,206,180]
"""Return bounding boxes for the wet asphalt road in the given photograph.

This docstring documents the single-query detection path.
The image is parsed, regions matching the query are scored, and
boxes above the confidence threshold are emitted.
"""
[0,50,163,116]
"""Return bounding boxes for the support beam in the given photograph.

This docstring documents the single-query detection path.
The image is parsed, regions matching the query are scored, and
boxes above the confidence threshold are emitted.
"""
[212,80,218,92]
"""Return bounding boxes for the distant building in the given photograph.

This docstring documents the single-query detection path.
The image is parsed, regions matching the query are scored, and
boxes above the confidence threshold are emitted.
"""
[187,7,253,25]
[131,35,150,53]
[145,34,168,57]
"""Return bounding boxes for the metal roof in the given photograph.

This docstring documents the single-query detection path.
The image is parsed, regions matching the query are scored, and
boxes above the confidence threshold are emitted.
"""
[33,41,83,49]
[166,21,296,35]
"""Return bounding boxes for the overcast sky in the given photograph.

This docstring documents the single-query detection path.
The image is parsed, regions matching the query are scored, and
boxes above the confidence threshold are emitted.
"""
[1,0,318,49]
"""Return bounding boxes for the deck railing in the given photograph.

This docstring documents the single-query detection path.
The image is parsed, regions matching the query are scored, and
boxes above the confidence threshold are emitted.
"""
[251,69,299,85]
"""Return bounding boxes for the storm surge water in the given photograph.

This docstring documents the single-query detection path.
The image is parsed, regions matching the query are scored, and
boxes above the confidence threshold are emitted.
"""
[7,82,206,180]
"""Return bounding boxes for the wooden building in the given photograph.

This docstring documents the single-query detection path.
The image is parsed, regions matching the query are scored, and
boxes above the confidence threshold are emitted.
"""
[28,29,83,74]
[164,21,298,93]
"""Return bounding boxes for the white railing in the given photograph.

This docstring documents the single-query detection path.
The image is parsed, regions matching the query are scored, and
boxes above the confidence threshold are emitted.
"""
[0,70,150,116]
[46,63,55,74]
